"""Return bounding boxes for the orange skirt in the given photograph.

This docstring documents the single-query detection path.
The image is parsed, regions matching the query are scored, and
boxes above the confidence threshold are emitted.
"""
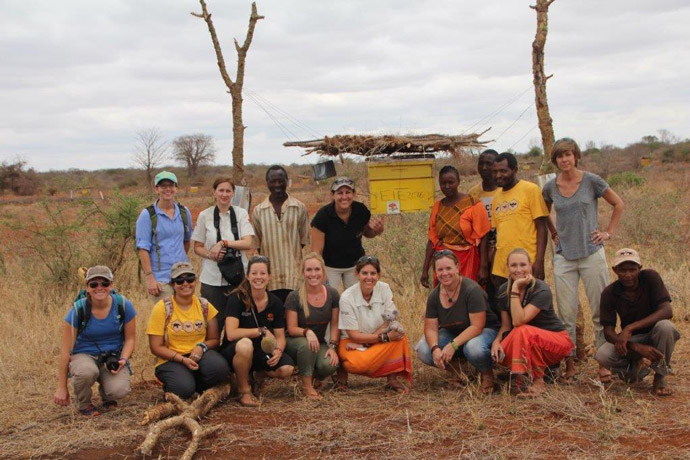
[338,337,413,382]
[500,325,573,379]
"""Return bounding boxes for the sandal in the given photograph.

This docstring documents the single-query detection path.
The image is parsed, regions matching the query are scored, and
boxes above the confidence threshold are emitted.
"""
[652,386,673,397]
[102,400,118,412]
[238,391,261,407]
[598,369,612,384]
[385,379,410,394]
[79,404,101,416]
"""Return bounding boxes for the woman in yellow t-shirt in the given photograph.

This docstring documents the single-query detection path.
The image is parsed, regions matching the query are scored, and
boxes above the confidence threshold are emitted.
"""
[146,262,230,398]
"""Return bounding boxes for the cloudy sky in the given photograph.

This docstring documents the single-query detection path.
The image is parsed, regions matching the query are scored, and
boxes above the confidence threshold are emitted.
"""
[1,0,688,171]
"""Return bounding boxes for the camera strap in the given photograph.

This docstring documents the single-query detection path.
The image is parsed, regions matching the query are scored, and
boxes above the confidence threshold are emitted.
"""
[213,206,240,256]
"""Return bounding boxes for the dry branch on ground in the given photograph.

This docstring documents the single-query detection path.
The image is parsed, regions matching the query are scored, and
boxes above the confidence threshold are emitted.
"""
[284,131,491,158]
[139,383,231,460]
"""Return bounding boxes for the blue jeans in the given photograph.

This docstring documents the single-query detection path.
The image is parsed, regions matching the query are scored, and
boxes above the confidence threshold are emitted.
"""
[416,328,497,372]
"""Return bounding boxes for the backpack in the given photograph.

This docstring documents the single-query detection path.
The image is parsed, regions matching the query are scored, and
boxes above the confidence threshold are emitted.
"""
[161,296,210,346]
[72,290,126,338]
[142,202,192,273]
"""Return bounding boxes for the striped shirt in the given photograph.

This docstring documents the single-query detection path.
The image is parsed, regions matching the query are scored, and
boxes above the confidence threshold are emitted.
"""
[252,194,310,291]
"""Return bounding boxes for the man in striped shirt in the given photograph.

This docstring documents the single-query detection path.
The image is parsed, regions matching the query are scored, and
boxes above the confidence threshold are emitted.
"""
[252,165,310,303]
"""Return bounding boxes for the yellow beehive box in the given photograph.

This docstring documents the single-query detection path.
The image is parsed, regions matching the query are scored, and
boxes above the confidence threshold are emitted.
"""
[367,157,435,214]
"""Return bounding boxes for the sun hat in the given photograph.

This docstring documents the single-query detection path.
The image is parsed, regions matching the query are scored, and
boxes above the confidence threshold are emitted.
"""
[331,177,355,192]
[154,171,178,186]
[85,265,114,282]
[170,261,197,279]
[612,248,641,268]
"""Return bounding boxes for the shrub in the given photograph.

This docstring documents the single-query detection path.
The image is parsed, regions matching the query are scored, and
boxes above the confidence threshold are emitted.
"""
[608,171,645,188]
[0,160,41,196]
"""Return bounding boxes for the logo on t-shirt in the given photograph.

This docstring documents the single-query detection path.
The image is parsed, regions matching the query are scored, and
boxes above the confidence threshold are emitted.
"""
[267,313,274,322]
[495,199,520,215]
[171,320,183,332]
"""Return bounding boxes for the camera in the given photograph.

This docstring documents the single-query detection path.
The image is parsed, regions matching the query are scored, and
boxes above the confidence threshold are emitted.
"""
[99,352,121,371]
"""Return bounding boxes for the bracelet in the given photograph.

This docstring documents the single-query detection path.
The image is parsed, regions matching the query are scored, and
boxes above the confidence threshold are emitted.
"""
[450,341,459,351]
[430,344,441,353]
[144,271,153,276]
[258,327,266,337]
[303,328,311,337]
[171,352,178,362]
[551,232,558,238]
[510,293,521,298]
[196,342,208,354]
[328,342,338,350]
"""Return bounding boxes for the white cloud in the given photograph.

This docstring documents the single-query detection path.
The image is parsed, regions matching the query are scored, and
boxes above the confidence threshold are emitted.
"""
[1,0,688,171]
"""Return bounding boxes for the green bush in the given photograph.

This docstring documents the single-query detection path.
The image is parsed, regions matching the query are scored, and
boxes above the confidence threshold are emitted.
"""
[608,171,645,188]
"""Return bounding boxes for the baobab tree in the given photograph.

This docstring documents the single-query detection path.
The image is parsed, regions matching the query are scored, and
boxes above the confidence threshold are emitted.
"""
[192,1,264,184]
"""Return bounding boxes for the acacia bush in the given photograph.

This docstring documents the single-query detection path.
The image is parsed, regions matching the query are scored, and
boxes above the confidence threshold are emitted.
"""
[0,160,41,196]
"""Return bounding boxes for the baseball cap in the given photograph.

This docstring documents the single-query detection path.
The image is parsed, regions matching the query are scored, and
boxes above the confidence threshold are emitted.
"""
[155,171,178,186]
[85,265,114,282]
[331,177,355,192]
[170,261,196,279]
[612,248,641,268]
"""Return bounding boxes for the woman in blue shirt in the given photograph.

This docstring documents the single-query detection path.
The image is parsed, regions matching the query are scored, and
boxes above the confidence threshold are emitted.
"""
[53,266,136,416]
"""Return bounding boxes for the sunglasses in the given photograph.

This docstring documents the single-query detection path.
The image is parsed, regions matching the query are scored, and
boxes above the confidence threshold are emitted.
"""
[173,274,196,285]
[357,255,379,264]
[88,280,111,289]
[249,255,270,264]
[434,249,454,257]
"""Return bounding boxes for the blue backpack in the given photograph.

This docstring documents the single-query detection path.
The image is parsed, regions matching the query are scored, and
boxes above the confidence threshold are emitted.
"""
[72,290,126,337]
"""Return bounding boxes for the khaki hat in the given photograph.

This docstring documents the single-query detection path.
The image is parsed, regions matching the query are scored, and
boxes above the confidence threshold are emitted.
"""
[155,171,178,186]
[85,265,114,282]
[170,261,196,279]
[331,177,355,192]
[612,248,641,268]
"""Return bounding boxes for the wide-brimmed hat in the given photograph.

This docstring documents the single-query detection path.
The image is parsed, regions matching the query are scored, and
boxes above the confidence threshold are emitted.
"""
[85,265,114,282]
[155,171,178,186]
[170,261,196,279]
[331,177,355,192]
[612,248,641,268]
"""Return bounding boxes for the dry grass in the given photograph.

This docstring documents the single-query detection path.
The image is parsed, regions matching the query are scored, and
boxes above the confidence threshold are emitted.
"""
[0,163,688,459]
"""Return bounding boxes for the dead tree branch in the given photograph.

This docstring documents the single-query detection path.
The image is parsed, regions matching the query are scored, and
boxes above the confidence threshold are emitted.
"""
[284,131,491,159]
[139,383,231,460]
[192,1,264,184]
[530,0,556,173]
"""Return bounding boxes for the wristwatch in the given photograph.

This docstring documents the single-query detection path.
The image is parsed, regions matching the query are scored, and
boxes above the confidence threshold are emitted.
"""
[196,342,208,354]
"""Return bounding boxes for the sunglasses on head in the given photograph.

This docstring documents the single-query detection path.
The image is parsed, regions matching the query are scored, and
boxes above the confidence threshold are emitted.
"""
[173,274,196,285]
[249,255,269,264]
[434,249,454,257]
[357,255,379,264]
[88,280,111,289]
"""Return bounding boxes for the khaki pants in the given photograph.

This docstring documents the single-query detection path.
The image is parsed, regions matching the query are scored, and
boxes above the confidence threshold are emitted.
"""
[553,247,609,354]
[69,353,131,410]
[594,320,680,377]
[325,266,357,291]
[148,283,175,303]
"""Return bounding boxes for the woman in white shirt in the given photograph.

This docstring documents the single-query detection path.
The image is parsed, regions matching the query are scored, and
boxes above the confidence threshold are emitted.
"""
[191,177,254,317]
[337,256,412,393]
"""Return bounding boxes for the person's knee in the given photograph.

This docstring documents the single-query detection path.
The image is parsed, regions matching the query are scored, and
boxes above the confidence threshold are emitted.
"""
[71,360,99,384]
[235,338,254,358]
[164,378,196,399]
[415,338,434,366]
[201,352,231,383]
[594,343,615,366]
[273,365,294,379]
[463,336,491,367]
[103,379,131,401]
[652,319,677,337]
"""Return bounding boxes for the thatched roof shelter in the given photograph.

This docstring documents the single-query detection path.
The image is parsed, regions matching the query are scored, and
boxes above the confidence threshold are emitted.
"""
[284,130,491,158]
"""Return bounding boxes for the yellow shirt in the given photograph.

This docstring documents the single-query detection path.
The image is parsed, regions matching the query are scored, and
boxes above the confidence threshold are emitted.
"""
[490,180,549,278]
[146,296,219,367]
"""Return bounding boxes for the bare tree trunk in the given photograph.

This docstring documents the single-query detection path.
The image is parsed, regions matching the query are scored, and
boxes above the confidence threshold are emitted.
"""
[193,1,264,185]
[530,0,556,174]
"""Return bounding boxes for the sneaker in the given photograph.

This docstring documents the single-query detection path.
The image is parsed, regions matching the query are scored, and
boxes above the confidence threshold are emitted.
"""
[79,404,101,416]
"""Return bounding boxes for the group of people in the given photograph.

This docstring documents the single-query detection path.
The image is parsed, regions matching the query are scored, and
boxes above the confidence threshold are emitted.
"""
[54,139,681,415]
